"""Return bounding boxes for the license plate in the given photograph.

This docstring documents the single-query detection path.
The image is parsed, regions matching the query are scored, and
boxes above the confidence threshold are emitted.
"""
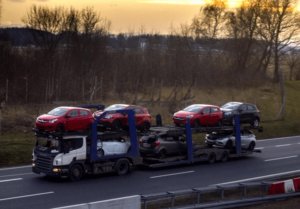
[143,143,150,147]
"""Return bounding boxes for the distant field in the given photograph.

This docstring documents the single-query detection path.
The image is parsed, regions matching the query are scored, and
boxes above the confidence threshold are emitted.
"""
[0,81,299,167]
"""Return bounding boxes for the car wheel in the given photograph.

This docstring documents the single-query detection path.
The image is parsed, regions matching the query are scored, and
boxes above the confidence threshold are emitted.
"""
[158,149,167,159]
[217,120,223,127]
[112,120,122,131]
[225,140,233,149]
[193,119,200,128]
[97,148,104,157]
[208,152,216,164]
[248,141,255,151]
[55,124,65,134]
[69,164,83,182]
[221,151,229,162]
[175,123,180,127]
[115,159,130,176]
[251,118,259,128]
[140,122,150,133]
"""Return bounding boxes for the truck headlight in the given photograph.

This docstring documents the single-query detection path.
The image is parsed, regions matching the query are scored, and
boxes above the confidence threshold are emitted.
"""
[49,119,58,123]
[53,168,62,172]
[32,163,35,167]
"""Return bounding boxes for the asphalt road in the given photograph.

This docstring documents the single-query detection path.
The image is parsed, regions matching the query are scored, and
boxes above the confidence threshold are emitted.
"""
[1,135,300,209]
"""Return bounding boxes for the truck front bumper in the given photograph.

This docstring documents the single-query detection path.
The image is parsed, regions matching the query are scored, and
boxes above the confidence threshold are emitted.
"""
[32,165,69,178]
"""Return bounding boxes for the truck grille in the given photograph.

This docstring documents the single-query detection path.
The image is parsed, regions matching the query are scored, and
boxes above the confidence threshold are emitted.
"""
[36,155,53,172]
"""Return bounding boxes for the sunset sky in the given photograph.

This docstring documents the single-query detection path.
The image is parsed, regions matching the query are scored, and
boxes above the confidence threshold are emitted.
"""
[1,0,299,34]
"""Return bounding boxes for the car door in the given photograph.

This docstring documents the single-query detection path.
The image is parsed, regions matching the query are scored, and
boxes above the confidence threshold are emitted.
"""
[209,107,220,125]
[247,105,255,123]
[133,107,144,126]
[200,107,210,125]
[165,136,178,154]
[66,110,80,130]
[238,104,247,122]
[102,140,117,155]
[79,110,90,130]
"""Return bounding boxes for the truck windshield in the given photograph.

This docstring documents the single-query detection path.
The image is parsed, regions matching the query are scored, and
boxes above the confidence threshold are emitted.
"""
[36,137,61,153]
[47,108,69,116]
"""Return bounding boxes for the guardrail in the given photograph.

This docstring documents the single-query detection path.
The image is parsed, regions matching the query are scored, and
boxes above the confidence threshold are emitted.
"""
[141,181,275,209]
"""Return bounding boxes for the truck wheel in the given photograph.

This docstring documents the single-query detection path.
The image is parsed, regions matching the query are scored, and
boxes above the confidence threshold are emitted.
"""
[208,152,216,164]
[69,164,83,181]
[221,151,229,162]
[55,124,65,134]
[115,159,130,176]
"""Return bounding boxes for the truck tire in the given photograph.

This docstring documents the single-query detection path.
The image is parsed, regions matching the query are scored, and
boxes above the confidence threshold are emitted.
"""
[69,164,83,181]
[208,152,216,164]
[220,151,229,162]
[115,159,130,176]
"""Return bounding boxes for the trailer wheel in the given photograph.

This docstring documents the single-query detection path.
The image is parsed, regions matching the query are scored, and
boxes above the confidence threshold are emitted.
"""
[220,151,229,162]
[248,142,255,151]
[69,164,83,181]
[208,152,216,164]
[115,159,130,176]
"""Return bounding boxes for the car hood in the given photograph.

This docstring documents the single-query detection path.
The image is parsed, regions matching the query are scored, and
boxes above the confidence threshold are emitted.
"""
[37,114,60,121]
[174,111,195,117]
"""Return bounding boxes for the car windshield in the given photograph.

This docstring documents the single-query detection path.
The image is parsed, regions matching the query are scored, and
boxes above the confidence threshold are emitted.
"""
[47,108,69,116]
[221,104,240,110]
[183,105,204,113]
[104,105,127,111]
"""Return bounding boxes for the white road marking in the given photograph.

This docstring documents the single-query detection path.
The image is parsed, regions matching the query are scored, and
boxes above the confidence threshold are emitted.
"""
[150,171,194,178]
[255,147,264,149]
[259,136,300,142]
[0,178,22,183]
[275,144,291,147]
[264,155,298,162]
[213,169,300,186]
[52,204,88,209]
[0,192,54,202]
[0,173,34,178]
[0,165,31,171]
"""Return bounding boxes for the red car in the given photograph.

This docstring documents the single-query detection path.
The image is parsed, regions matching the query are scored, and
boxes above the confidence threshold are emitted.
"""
[173,104,223,128]
[93,104,151,132]
[35,107,94,133]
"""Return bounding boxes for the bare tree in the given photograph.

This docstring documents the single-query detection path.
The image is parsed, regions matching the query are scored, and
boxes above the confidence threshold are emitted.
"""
[285,49,300,80]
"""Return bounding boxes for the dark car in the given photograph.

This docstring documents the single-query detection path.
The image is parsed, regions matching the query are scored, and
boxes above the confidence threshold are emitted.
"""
[139,134,187,158]
[221,102,260,127]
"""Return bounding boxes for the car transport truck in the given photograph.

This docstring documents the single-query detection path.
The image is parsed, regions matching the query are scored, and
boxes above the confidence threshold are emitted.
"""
[31,109,262,181]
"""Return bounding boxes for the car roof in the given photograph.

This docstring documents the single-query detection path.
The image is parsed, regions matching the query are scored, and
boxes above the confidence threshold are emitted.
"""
[57,106,90,111]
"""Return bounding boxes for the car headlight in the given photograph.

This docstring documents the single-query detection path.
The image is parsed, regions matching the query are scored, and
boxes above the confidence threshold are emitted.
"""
[49,119,58,123]
[186,115,194,118]
[104,115,114,119]
[224,112,232,115]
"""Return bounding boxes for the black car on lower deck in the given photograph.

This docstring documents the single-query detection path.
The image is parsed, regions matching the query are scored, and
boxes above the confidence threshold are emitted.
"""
[221,102,260,127]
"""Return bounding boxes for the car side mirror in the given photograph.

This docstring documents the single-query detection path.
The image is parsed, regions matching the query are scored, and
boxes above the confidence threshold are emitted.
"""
[63,145,69,154]
[65,115,71,119]
[238,108,243,112]
[200,112,204,115]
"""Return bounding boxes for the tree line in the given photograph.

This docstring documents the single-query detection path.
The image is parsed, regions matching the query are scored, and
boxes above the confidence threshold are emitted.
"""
[0,0,300,104]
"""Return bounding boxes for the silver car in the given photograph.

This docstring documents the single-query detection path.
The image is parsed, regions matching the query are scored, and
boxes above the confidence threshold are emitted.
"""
[139,134,187,159]
[205,130,256,151]
[97,137,131,157]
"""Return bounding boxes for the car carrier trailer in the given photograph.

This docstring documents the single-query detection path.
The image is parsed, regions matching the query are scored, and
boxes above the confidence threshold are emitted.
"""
[31,109,262,181]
